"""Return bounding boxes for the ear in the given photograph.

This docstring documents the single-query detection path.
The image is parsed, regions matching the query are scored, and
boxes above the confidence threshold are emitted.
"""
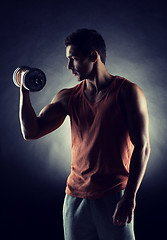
[89,50,99,63]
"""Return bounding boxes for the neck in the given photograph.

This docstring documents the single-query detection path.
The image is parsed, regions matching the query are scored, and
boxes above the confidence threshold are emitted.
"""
[85,62,113,94]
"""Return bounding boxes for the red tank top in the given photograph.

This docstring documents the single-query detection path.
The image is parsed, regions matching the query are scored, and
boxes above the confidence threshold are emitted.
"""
[65,76,134,199]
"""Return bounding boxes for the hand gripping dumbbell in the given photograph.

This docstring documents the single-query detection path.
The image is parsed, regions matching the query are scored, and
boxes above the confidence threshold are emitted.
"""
[13,66,46,91]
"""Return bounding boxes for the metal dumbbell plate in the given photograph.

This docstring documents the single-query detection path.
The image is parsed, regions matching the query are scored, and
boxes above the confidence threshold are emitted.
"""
[23,68,46,92]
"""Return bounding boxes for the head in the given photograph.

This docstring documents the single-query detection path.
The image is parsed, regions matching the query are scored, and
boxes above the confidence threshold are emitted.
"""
[65,29,106,81]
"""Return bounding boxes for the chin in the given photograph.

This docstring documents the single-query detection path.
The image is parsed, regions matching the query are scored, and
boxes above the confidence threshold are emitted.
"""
[76,75,85,82]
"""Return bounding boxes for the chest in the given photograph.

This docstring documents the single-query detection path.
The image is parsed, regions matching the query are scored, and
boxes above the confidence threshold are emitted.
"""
[84,88,108,103]
[70,91,119,128]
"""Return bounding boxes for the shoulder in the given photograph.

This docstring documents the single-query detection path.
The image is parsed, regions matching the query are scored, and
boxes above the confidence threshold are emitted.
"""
[51,82,81,102]
[51,88,72,103]
[50,83,82,114]
[120,81,146,104]
[119,80,148,117]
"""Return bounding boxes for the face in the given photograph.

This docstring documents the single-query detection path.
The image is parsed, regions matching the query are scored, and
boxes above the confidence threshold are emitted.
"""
[66,45,94,81]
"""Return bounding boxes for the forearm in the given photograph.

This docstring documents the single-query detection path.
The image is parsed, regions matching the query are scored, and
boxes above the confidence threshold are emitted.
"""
[19,86,38,140]
[124,143,151,199]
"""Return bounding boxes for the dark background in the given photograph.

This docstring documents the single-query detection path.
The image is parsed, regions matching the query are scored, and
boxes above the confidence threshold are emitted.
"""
[1,0,167,239]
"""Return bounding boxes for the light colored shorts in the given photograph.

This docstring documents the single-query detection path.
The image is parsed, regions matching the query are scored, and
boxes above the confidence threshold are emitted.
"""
[63,191,135,240]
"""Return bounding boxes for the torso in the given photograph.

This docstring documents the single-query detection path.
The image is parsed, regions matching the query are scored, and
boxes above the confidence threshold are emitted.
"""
[65,75,134,199]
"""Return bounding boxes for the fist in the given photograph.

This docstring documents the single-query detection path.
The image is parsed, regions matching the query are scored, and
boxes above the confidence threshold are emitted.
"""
[112,195,136,226]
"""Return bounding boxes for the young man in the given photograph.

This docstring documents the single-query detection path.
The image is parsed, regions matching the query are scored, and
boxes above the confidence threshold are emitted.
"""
[19,29,150,240]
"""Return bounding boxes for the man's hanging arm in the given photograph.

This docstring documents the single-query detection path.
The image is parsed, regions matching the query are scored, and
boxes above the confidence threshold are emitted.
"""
[113,82,151,226]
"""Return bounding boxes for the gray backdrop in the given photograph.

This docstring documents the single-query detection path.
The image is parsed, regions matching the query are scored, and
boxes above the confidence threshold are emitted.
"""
[1,0,166,239]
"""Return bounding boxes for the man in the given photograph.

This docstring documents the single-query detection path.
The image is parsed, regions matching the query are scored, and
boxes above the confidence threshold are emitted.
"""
[19,29,150,240]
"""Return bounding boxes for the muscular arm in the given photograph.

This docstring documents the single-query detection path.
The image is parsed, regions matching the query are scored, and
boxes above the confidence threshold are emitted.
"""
[19,85,69,140]
[113,82,151,226]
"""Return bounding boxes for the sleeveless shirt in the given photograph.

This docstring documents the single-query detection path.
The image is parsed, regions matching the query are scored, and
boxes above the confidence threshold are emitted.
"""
[65,76,134,199]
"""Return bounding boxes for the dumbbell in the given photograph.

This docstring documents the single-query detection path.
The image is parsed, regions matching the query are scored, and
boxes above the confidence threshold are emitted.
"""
[13,66,46,91]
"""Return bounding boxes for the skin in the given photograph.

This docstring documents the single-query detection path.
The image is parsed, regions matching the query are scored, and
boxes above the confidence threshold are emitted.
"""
[19,44,150,227]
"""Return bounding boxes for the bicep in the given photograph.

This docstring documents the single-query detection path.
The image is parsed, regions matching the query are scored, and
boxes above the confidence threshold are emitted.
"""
[35,101,67,138]
[120,83,149,148]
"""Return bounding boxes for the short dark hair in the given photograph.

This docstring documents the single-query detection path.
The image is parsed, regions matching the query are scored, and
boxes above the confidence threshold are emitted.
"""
[64,28,106,64]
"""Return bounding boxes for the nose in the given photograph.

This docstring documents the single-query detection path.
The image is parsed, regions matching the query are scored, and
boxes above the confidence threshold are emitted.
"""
[67,59,73,70]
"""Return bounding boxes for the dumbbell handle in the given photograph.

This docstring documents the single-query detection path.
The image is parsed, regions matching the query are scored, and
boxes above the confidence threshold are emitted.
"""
[13,66,46,92]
